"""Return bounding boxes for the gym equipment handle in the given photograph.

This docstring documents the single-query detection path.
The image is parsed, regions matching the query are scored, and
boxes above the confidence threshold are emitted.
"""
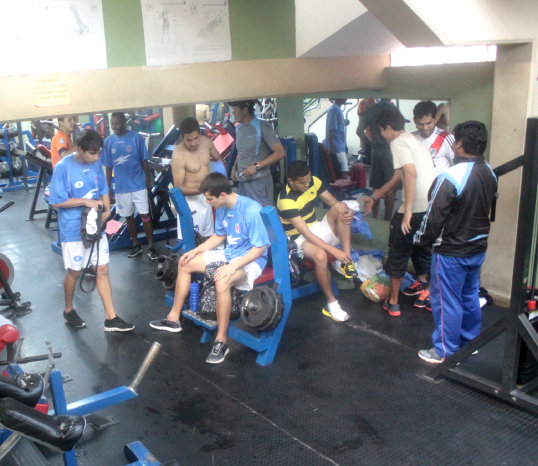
[128,342,161,393]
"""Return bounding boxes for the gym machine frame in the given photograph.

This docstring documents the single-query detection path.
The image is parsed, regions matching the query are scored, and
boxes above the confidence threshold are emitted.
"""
[423,118,538,413]
[0,125,38,193]
[0,342,162,466]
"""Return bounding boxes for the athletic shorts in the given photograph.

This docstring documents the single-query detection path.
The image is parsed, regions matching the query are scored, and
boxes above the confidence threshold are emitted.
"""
[295,214,338,251]
[237,174,273,208]
[177,193,214,240]
[203,249,262,291]
[115,189,149,217]
[385,212,431,278]
[61,235,109,271]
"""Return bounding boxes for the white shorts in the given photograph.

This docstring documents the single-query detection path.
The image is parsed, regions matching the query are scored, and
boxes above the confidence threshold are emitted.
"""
[116,189,149,217]
[203,249,262,291]
[295,214,339,250]
[61,235,110,271]
[177,193,214,240]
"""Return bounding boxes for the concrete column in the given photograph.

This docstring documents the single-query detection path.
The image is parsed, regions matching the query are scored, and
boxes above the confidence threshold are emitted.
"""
[276,96,306,160]
[482,43,536,304]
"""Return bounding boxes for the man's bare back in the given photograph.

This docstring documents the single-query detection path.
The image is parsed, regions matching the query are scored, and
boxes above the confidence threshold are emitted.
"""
[171,135,220,196]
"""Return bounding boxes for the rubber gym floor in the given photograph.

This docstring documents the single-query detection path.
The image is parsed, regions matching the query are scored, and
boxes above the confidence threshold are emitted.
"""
[1,188,537,465]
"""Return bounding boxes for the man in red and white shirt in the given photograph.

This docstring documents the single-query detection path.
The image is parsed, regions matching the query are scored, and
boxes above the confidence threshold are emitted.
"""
[413,101,454,177]
[403,100,455,311]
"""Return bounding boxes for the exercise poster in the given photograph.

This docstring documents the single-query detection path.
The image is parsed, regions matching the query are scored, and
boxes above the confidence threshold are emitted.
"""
[0,0,107,77]
[141,0,232,67]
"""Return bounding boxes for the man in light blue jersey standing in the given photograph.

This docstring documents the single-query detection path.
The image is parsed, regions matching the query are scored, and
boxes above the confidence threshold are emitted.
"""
[102,112,156,259]
[49,129,135,332]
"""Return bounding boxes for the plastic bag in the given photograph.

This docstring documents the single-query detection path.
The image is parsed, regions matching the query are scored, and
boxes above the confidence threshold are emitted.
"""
[360,273,390,302]
[342,200,372,239]
[355,254,383,282]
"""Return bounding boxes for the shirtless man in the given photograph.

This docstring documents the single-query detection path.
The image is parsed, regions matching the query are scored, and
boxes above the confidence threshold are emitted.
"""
[171,117,224,239]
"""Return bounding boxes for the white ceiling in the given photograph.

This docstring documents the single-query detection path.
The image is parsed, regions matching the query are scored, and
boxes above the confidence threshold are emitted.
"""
[296,0,538,58]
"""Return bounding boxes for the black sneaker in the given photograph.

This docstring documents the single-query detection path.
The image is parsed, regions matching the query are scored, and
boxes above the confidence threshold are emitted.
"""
[149,318,182,333]
[128,244,142,258]
[414,289,431,311]
[104,316,135,332]
[64,309,86,328]
[339,262,358,279]
[206,340,229,364]
[147,247,158,260]
[402,280,427,296]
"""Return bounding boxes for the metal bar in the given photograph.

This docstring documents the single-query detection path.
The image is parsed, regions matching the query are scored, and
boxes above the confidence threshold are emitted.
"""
[518,375,538,393]
[128,342,161,393]
[50,370,68,415]
[424,316,508,381]
[502,118,538,393]
[0,433,21,460]
[27,167,46,220]
[66,386,137,416]
[517,315,538,361]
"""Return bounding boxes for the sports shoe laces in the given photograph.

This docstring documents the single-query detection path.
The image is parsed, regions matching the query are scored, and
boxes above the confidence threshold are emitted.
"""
[211,341,225,355]
[418,289,430,299]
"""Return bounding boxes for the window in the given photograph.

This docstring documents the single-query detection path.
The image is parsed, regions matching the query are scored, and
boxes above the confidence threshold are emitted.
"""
[391,45,497,67]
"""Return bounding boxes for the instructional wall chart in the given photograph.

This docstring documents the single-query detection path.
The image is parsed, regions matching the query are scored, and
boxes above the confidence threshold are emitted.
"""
[141,0,232,67]
[0,0,107,77]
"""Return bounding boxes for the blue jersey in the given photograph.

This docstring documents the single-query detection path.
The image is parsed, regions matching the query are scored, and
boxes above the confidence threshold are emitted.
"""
[326,104,346,153]
[101,131,149,194]
[214,195,270,271]
[49,154,108,243]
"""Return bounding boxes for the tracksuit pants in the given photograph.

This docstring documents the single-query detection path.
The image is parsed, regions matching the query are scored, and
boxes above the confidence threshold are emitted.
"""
[430,252,486,359]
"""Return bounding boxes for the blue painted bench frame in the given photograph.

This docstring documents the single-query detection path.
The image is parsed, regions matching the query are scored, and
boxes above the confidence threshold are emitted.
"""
[165,188,337,366]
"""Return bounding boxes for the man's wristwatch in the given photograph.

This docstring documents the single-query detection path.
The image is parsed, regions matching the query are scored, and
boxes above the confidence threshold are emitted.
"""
[370,192,377,202]
[255,163,260,171]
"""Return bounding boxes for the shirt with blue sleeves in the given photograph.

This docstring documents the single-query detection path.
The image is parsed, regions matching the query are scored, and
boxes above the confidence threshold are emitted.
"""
[49,154,108,243]
[101,130,149,194]
[214,195,270,271]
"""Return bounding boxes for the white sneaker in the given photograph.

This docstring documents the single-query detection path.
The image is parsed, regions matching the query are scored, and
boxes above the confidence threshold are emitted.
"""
[322,304,350,322]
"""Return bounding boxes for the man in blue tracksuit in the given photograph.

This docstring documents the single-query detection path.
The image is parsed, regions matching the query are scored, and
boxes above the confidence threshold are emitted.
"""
[413,121,497,363]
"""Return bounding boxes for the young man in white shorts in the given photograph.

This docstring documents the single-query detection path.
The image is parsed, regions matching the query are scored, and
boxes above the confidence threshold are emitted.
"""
[102,112,156,259]
[150,173,270,364]
[49,129,134,332]
[276,161,357,322]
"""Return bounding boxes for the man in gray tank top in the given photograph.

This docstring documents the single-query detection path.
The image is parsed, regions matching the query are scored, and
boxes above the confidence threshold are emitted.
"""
[228,100,286,206]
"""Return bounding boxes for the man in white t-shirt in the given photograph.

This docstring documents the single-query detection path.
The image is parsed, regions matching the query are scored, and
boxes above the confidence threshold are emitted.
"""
[363,106,434,317]
[413,100,454,177]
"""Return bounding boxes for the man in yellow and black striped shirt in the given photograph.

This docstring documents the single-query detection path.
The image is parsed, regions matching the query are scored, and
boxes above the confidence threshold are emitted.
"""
[276,161,357,322]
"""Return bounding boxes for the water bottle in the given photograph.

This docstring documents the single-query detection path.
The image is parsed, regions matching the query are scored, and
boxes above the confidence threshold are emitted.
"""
[189,282,199,313]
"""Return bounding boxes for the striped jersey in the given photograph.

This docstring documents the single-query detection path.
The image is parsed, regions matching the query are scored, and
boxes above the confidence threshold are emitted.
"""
[413,127,455,177]
[277,176,326,238]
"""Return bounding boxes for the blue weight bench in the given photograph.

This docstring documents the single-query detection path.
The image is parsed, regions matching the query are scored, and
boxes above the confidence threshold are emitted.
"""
[165,188,338,365]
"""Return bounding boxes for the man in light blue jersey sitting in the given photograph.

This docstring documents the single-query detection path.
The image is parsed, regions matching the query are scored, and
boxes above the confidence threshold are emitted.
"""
[150,173,270,364]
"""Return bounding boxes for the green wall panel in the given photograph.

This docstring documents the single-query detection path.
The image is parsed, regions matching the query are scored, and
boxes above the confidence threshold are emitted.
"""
[103,0,147,68]
[229,0,295,60]
[103,0,295,68]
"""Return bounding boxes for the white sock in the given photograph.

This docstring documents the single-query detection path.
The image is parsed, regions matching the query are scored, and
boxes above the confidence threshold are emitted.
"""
[327,301,340,311]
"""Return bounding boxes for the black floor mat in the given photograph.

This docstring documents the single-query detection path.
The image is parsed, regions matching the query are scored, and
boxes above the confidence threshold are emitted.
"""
[1,188,537,465]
